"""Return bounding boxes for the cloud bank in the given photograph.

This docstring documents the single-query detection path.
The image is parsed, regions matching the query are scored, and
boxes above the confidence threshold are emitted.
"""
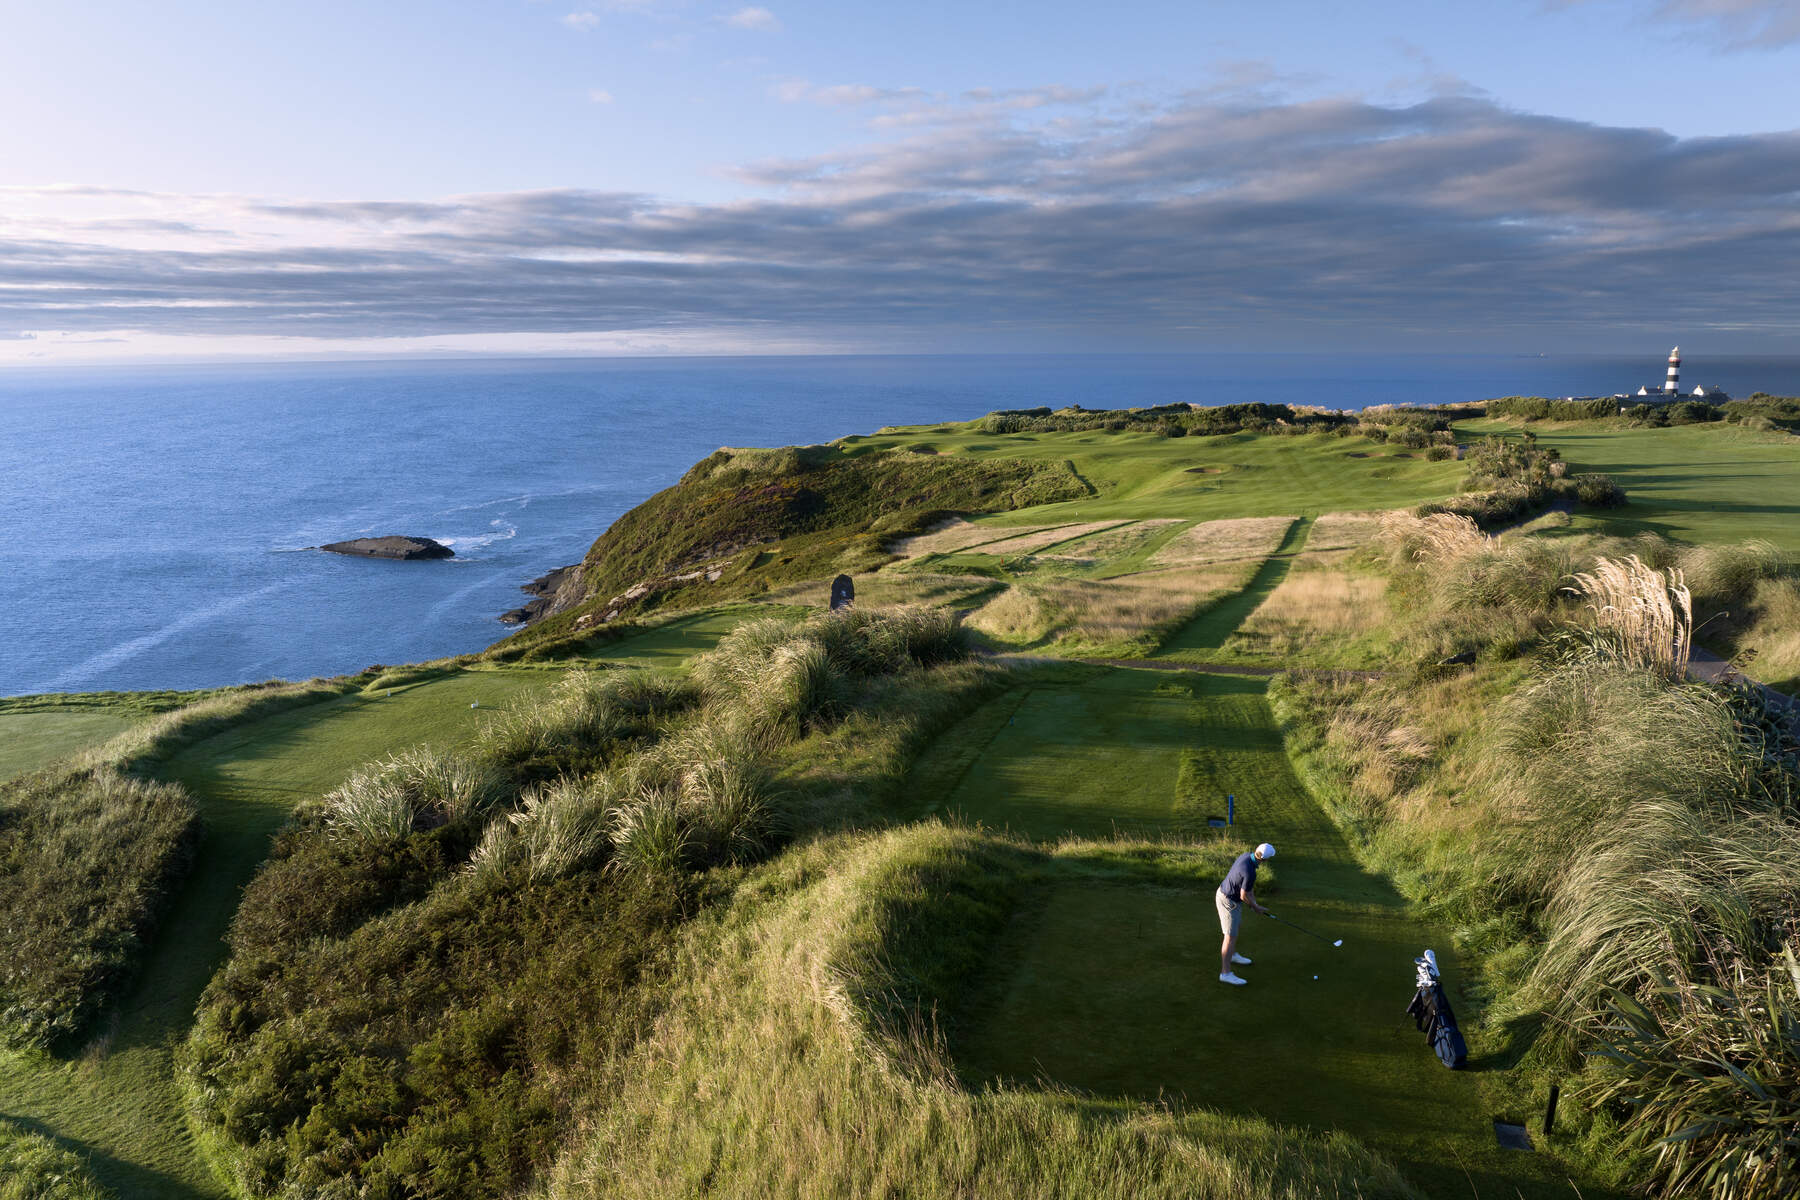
[4,94,1799,355]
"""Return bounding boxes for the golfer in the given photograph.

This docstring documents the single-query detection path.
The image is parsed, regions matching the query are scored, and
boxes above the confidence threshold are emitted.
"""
[1217,842,1275,986]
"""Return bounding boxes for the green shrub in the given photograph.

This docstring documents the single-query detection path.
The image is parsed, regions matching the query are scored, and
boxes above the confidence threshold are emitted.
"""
[1584,947,1800,1200]
[1574,473,1626,507]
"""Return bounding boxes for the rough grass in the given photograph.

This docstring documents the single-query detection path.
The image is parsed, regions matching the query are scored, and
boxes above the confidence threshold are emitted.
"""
[1150,516,1297,566]
[0,1117,111,1200]
[974,519,1129,556]
[1224,565,1391,662]
[181,610,1007,1199]
[966,564,1254,657]
[1273,516,1800,1196]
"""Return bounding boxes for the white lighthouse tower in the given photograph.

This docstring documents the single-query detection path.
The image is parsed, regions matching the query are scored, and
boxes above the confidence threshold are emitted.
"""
[1665,346,1680,395]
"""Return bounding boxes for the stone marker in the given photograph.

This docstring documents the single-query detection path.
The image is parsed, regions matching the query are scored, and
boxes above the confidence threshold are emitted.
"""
[830,574,855,611]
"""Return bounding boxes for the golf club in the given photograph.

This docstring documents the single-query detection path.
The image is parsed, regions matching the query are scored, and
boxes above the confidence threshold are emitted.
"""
[1264,910,1343,947]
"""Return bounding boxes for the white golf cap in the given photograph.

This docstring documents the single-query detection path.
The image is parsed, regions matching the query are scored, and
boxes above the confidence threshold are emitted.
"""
[1255,842,1276,859]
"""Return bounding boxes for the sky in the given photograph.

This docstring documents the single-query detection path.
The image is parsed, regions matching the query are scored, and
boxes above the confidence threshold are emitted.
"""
[3,0,1799,362]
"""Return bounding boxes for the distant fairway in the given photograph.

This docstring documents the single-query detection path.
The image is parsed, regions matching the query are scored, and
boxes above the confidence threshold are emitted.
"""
[914,666,1598,1199]
[858,425,1466,524]
[0,710,138,782]
[1462,419,1800,548]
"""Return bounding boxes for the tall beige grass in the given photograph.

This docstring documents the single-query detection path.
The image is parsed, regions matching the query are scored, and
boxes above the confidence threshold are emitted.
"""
[976,520,1128,556]
[967,565,1251,653]
[1239,568,1388,638]
[888,518,1034,558]
[1150,516,1295,567]
[1566,555,1693,678]
[1039,518,1183,563]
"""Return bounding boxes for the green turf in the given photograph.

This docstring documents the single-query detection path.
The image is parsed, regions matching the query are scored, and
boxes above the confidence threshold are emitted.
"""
[0,666,562,1200]
[919,667,1610,1199]
[0,712,139,783]
[1458,419,1800,549]
[857,427,1467,524]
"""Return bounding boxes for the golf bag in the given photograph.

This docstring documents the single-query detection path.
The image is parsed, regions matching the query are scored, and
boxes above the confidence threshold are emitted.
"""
[1404,949,1467,1069]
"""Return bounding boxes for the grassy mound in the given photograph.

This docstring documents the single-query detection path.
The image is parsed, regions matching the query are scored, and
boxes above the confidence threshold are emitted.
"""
[514,445,1090,640]
[551,823,1419,1200]
[182,609,1008,1197]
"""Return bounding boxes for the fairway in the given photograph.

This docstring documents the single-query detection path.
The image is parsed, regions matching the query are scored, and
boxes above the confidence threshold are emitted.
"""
[0,710,139,782]
[918,667,1600,1199]
[857,426,1467,525]
[1461,419,1800,549]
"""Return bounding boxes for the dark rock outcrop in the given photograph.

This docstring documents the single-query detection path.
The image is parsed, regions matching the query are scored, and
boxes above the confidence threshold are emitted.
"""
[499,563,584,625]
[318,536,455,561]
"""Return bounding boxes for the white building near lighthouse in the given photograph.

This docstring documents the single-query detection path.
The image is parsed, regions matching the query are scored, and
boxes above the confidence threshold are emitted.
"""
[1626,346,1729,401]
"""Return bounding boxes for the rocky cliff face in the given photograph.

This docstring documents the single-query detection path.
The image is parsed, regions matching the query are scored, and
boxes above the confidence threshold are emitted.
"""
[318,536,454,560]
[498,564,585,625]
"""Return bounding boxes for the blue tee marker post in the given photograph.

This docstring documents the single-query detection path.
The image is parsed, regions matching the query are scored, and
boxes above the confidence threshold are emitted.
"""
[1228,794,1235,825]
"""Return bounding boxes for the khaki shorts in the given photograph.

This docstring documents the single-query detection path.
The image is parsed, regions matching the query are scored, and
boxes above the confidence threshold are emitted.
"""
[1216,889,1242,937]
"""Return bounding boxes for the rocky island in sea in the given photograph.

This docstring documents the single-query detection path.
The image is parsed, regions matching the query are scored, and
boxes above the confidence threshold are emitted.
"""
[317,536,454,561]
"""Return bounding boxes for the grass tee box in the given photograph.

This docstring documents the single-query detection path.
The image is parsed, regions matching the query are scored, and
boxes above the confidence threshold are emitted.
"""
[912,665,1600,1199]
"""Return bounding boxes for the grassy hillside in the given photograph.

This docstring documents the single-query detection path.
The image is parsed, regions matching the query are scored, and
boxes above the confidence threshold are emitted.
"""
[4,407,1799,1200]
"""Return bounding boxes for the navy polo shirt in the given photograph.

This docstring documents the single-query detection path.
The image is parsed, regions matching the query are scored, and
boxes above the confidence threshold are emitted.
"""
[1220,851,1258,901]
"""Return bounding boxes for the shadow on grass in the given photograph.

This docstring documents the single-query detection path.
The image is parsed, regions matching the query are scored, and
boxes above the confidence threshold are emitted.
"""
[1153,517,1313,658]
[5,1114,200,1200]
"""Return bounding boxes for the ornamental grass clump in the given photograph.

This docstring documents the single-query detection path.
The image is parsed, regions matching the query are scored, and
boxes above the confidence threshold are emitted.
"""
[324,748,505,846]
[469,776,615,883]
[1566,555,1692,679]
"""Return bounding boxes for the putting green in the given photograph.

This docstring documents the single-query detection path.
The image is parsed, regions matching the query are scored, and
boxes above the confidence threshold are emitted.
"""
[924,667,1603,1198]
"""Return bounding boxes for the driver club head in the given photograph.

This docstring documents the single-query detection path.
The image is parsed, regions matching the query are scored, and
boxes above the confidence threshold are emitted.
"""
[1332,939,1344,948]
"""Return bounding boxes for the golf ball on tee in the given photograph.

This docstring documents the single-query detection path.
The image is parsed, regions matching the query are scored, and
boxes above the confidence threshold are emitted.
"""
[1313,975,1318,980]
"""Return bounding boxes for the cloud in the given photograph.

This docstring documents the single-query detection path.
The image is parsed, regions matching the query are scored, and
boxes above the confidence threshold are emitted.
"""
[724,6,779,31]
[3,95,1800,351]
[772,80,927,106]
[1551,0,1800,49]
[588,88,615,104]
[562,11,600,31]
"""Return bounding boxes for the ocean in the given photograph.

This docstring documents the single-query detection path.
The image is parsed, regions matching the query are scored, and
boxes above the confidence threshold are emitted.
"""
[4,352,1798,695]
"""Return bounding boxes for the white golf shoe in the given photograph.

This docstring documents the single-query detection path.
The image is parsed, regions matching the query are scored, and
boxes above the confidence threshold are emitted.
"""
[1219,972,1248,986]
[1231,953,1253,965]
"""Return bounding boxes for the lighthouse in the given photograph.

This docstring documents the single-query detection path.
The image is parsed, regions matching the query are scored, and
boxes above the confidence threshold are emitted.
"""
[1665,346,1680,395]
